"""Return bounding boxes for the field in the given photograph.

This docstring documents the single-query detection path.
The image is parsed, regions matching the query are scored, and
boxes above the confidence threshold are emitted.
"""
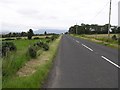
[2,35,61,88]
[84,34,118,39]
[1,35,52,40]
[3,39,40,79]
[72,34,119,48]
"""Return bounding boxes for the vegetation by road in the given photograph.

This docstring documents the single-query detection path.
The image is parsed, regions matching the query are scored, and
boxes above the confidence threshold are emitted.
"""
[68,23,119,49]
[2,31,61,88]
[71,34,119,49]
[69,23,119,34]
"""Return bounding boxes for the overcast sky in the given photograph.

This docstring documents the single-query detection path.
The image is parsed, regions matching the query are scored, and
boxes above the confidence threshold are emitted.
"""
[0,0,119,32]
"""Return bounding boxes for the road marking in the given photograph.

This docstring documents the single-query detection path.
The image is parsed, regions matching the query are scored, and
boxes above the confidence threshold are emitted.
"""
[101,56,120,69]
[82,44,93,51]
[76,40,79,43]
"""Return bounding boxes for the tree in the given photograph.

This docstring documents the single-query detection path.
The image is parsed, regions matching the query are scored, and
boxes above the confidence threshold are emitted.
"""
[28,29,34,40]
[44,31,47,35]
[13,33,16,37]
[21,32,27,37]
[8,32,12,37]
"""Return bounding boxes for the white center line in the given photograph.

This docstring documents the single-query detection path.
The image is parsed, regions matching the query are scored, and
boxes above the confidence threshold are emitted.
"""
[82,44,93,51]
[76,40,79,43]
[101,56,120,69]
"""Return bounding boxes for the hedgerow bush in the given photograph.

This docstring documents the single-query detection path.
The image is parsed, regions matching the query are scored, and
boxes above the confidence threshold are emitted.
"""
[28,41,50,58]
[112,35,117,40]
[33,37,40,39]
[118,37,120,45]
[35,41,44,47]
[27,35,59,58]
[51,35,59,41]
[28,46,37,58]
[2,42,17,57]
[46,39,51,43]
[45,36,50,39]
[42,43,49,51]
[4,38,15,41]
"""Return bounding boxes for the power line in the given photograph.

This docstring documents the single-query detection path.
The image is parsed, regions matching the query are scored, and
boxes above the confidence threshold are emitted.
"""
[89,1,110,22]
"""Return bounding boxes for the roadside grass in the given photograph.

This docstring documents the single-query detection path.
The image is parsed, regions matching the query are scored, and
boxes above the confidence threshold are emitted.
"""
[0,57,2,90]
[3,36,61,88]
[2,39,41,80]
[71,34,119,49]
[3,61,51,88]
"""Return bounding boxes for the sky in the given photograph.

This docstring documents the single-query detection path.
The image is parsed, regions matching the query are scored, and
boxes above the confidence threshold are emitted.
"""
[118,1,120,26]
[0,0,119,32]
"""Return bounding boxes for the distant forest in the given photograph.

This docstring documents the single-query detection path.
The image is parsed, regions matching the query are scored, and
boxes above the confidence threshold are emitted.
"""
[69,23,120,34]
[2,30,57,38]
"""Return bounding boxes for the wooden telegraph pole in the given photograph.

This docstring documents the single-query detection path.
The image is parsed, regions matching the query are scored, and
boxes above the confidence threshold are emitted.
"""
[108,0,112,40]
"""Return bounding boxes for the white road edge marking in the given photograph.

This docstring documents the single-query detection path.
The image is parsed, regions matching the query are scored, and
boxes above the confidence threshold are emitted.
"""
[82,44,93,51]
[101,56,120,69]
[76,40,79,43]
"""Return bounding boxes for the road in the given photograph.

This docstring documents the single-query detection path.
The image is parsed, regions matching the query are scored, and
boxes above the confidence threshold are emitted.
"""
[44,35,119,88]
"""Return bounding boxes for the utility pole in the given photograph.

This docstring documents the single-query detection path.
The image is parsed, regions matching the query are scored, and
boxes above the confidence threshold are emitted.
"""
[76,23,78,34]
[108,0,112,39]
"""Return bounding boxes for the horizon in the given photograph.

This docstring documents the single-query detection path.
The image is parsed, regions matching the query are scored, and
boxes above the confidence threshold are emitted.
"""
[1,23,119,34]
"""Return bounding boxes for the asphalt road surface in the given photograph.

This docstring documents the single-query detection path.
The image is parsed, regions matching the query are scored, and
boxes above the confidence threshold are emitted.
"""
[44,35,119,88]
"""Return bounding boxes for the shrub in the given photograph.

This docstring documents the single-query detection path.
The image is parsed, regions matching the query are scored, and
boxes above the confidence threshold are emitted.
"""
[35,41,49,51]
[51,35,59,41]
[27,29,34,40]
[46,39,51,43]
[28,46,37,58]
[42,43,49,51]
[112,35,117,40]
[33,37,40,39]
[7,42,16,51]
[118,37,120,45]
[45,36,50,39]
[36,41,44,47]
[4,38,15,41]
[2,42,17,57]
[28,40,49,58]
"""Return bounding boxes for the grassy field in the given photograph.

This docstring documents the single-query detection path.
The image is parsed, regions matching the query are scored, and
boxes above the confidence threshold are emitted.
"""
[84,34,118,39]
[2,39,41,80]
[1,35,52,40]
[2,35,53,80]
[2,35,61,88]
[72,34,119,48]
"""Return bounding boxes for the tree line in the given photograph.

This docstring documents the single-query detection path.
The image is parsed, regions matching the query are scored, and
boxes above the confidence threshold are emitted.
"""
[2,30,31,38]
[2,29,34,40]
[2,29,56,39]
[69,23,120,34]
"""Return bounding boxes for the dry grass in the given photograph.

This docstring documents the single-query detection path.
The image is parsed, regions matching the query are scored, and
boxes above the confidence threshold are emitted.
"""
[16,36,61,77]
[72,34,119,49]
[85,34,119,39]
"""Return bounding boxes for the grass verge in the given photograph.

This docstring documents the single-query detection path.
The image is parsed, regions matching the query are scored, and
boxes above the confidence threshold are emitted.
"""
[71,34,119,49]
[3,36,61,88]
[2,39,41,80]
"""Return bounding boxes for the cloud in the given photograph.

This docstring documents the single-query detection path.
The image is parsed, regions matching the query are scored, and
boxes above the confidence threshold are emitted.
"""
[0,0,15,4]
[17,8,58,21]
[0,0,119,32]
[17,9,39,16]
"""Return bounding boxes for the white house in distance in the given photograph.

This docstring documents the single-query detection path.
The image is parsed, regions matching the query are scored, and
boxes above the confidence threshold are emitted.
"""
[118,1,120,27]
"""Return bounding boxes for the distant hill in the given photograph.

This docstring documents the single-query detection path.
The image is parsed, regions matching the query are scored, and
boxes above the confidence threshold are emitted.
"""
[1,29,68,35]
[1,30,10,34]
[34,29,67,34]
